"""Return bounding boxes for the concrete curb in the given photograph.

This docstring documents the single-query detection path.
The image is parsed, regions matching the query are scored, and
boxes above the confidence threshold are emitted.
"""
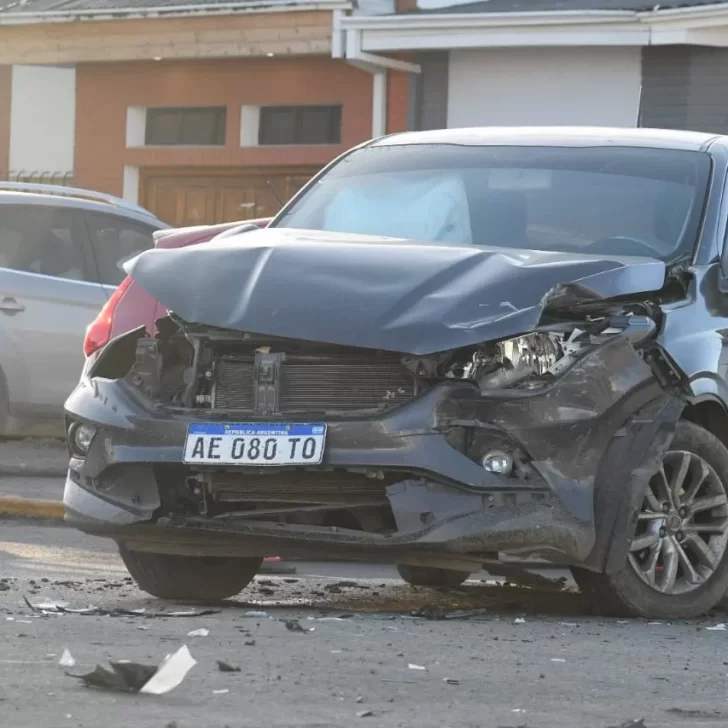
[0,494,64,519]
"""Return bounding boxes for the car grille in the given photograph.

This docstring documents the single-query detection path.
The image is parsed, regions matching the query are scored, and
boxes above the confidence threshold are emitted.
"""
[207,470,399,504]
[212,354,416,414]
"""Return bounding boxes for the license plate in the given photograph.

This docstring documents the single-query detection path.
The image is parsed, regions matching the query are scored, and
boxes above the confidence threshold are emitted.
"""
[183,423,326,466]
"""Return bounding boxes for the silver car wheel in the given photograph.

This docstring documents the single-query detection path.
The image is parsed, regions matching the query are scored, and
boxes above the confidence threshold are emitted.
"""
[628,450,728,595]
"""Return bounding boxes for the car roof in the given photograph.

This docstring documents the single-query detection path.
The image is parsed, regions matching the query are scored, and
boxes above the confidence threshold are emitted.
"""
[372,126,721,152]
[0,189,166,228]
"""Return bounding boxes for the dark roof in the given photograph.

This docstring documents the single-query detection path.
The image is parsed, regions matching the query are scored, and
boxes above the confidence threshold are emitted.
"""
[411,0,728,14]
[0,0,305,15]
[373,126,721,151]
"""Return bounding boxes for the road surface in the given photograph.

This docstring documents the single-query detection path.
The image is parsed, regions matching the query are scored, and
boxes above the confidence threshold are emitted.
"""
[2,515,728,728]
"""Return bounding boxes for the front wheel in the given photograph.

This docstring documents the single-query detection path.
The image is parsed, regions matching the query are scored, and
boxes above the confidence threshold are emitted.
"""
[573,421,728,619]
[119,545,261,601]
[397,564,471,588]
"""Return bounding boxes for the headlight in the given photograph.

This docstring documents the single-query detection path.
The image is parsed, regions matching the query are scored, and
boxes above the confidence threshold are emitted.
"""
[475,332,565,389]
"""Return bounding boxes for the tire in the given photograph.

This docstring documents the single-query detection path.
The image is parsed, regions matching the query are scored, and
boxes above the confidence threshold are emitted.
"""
[397,564,470,588]
[573,421,728,619]
[119,545,262,601]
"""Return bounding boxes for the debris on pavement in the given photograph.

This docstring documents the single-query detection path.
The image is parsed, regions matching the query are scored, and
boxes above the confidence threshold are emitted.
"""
[356,710,374,718]
[443,678,460,685]
[514,617,526,624]
[243,611,269,618]
[607,721,646,728]
[187,628,210,637]
[212,689,229,695]
[66,645,196,695]
[410,605,489,620]
[705,623,727,631]
[408,663,427,671]
[551,658,566,663]
[284,619,313,633]
[58,649,75,667]
[216,660,241,673]
[24,597,219,619]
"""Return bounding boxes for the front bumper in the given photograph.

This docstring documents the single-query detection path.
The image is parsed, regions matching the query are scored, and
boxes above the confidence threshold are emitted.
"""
[64,337,683,570]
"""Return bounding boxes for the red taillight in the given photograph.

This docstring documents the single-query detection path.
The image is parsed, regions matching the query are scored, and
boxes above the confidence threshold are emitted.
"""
[83,276,133,357]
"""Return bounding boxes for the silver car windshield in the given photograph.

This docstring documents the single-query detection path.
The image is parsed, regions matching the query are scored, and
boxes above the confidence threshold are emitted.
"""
[273,144,711,261]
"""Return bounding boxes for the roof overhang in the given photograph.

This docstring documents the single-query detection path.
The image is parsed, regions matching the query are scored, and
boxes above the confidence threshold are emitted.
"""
[340,3,728,53]
[0,0,349,25]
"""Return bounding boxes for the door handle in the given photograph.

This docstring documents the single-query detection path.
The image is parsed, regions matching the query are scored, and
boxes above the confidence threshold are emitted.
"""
[0,297,25,314]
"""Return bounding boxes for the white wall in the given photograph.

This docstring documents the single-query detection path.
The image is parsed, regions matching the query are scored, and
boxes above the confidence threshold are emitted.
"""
[447,48,642,128]
[9,65,76,176]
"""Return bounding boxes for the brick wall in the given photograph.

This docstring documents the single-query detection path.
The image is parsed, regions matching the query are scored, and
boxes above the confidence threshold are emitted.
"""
[0,10,333,64]
[0,65,10,179]
[641,45,728,134]
[74,57,409,195]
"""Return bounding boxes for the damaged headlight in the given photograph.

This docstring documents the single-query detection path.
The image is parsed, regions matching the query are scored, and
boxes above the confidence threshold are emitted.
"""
[474,332,564,389]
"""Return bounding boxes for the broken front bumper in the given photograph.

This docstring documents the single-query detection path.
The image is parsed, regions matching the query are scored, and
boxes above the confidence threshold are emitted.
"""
[63,337,683,572]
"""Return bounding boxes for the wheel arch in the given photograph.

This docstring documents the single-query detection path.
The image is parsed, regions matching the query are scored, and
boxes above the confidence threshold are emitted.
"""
[682,396,728,449]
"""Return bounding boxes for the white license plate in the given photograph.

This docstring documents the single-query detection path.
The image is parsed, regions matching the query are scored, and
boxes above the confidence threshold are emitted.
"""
[183,423,326,466]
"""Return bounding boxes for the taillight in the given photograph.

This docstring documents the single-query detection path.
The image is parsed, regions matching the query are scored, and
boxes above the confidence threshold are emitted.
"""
[83,276,133,357]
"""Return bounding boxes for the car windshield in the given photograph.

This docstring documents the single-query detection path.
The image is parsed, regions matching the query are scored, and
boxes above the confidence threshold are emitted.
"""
[273,143,711,261]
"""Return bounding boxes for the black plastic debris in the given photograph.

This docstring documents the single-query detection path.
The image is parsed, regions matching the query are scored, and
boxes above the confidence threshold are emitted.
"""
[66,645,196,695]
[411,605,489,620]
[284,619,310,633]
[71,661,157,692]
[217,661,241,673]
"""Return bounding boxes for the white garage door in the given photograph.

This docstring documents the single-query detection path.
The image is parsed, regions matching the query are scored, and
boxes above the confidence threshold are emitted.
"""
[447,47,641,128]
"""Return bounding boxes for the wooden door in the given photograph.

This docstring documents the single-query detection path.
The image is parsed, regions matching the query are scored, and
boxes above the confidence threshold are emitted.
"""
[142,168,318,227]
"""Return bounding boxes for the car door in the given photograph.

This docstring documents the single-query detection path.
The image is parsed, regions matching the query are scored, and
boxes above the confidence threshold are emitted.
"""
[81,211,159,295]
[0,203,108,421]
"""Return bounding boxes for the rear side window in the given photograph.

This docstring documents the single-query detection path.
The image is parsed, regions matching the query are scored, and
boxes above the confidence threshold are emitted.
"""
[0,204,87,280]
[84,212,157,286]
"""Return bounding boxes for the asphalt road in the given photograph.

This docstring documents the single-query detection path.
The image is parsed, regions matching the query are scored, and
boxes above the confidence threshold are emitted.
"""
[3,516,728,728]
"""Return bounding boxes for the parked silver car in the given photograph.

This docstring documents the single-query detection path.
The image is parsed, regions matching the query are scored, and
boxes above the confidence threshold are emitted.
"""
[0,183,167,436]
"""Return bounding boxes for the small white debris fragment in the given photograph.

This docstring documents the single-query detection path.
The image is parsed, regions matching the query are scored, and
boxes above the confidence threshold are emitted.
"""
[559,622,578,627]
[357,710,374,718]
[5,617,14,622]
[356,696,364,703]
[647,621,662,626]
[707,623,727,631]
[17,620,32,624]
[212,689,229,695]
[139,645,197,696]
[408,663,426,671]
[138,626,149,631]
[59,649,76,667]
[243,611,269,618]
[514,618,526,624]
[187,628,209,637]
[550,658,566,663]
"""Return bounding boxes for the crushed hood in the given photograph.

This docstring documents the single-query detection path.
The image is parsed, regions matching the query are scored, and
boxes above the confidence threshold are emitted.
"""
[125,228,667,355]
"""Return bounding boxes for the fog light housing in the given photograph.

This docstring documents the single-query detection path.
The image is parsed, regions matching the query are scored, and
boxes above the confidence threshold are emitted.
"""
[69,422,96,456]
[482,450,513,476]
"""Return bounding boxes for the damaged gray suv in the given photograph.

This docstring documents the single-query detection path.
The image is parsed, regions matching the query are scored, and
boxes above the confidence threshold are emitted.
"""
[64,127,728,618]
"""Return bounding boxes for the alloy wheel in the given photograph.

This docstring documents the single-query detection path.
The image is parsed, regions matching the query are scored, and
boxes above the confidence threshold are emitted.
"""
[628,450,728,595]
